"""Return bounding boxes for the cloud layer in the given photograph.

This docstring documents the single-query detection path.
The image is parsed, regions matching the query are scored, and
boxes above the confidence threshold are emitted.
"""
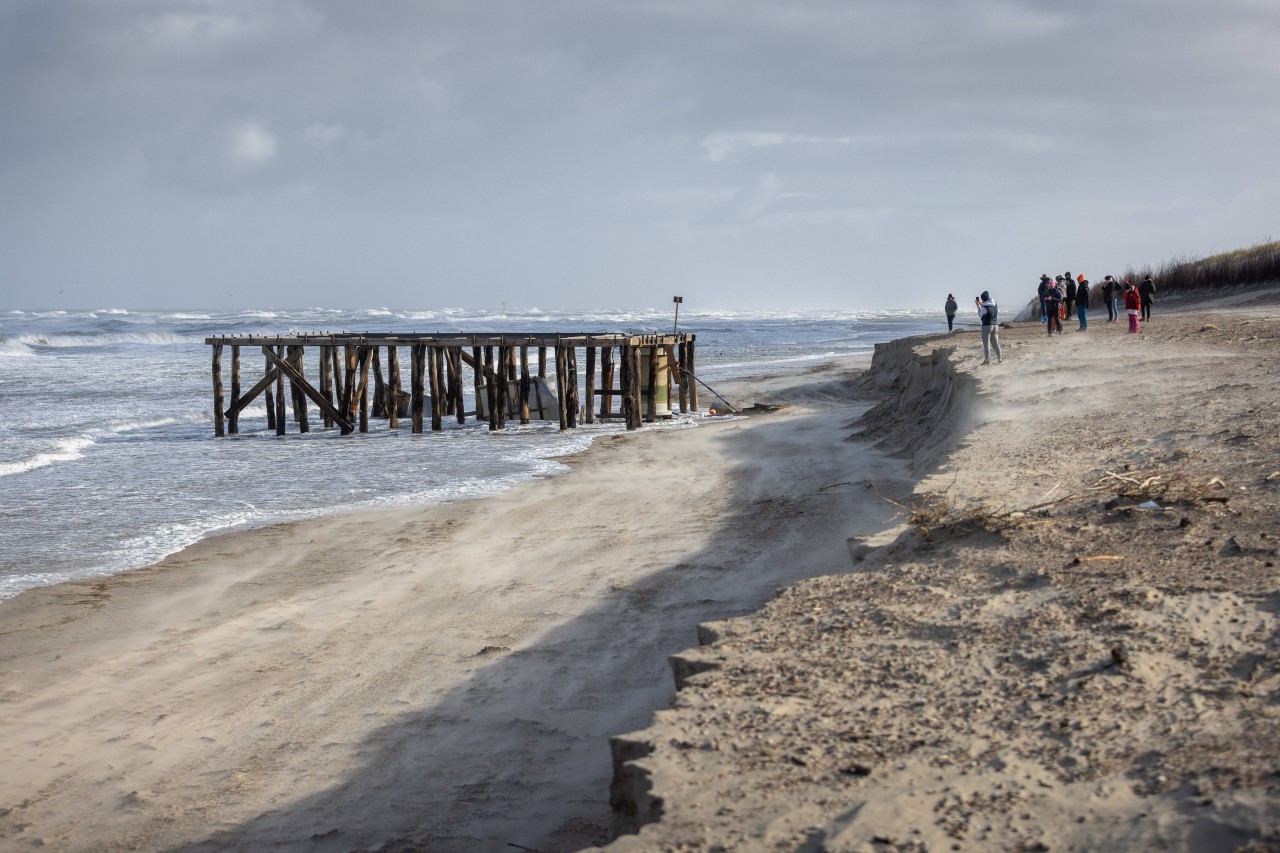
[2,0,1276,311]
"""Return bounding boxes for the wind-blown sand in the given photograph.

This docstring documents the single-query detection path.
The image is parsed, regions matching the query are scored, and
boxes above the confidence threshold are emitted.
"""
[0,352,913,851]
[3,288,1278,853]
[607,286,1280,852]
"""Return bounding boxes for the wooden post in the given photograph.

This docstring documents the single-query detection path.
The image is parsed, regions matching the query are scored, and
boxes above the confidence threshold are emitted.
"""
[290,346,310,433]
[619,344,633,430]
[410,345,423,433]
[451,348,466,424]
[229,345,241,434]
[584,345,596,424]
[484,346,498,432]
[665,344,676,418]
[677,341,689,414]
[371,347,386,419]
[212,344,225,437]
[342,344,358,428]
[646,345,658,423]
[471,346,483,423]
[600,346,614,419]
[519,345,531,424]
[538,347,547,380]
[386,346,400,429]
[496,345,509,429]
[566,345,579,428]
[320,345,333,428]
[427,347,443,432]
[554,345,568,430]
[629,346,642,430]
[687,336,698,411]
[358,346,371,434]
[265,348,277,432]
[330,346,345,416]
[275,344,287,436]
[442,346,456,417]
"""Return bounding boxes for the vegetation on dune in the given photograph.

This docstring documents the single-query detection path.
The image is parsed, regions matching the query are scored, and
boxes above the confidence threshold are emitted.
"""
[1123,238,1280,294]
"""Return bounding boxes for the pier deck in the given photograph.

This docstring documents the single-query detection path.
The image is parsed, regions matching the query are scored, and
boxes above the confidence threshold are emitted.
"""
[205,332,697,437]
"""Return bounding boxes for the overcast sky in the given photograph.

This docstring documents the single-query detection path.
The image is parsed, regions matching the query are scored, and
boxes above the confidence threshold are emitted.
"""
[1,0,1276,312]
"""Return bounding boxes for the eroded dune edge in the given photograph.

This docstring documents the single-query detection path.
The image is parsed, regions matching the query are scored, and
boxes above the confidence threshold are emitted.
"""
[606,288,1280,852]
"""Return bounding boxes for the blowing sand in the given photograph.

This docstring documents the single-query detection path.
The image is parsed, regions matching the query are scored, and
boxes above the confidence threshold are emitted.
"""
[607,286,1280,852]
[0,353,912,851]
[3,288,1278,853]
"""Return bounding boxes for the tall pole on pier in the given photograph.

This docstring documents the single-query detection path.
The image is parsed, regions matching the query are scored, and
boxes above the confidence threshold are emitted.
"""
[672,295,683,334]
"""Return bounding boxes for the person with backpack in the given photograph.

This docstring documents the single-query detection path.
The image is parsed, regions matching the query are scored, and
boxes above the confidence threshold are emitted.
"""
[1044,278,1063,335]
[1037,275,1051,323]
[1139,275,1156,321]
[1100,276,1117,321]
[976,291,1001,363]
[1075,277,1090,330]
[945,294,958,331]
[1124,281,1142,333]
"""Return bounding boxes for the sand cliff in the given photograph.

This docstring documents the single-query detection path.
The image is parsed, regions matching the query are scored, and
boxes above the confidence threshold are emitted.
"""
[606,287,1280,852]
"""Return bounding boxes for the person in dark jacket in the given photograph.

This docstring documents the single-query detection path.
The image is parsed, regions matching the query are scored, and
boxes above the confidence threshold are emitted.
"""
[1139,275,1156,321]
[1064,274,1077,319]
[976,291,1001,363]
[1075,277,1090,330]
[1044,279,1063,335]
[945,294,958,331]
[1100,276,1117,321]
[1037,275,1051,323]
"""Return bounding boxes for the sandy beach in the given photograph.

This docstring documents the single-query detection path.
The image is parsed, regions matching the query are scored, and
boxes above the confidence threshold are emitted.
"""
[608,286,1280,851]
[0,348,913,851]
[3,286,1278,852]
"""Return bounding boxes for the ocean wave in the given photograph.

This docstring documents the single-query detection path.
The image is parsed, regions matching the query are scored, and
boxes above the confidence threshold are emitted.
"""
[0,436,94,478]
[17,331,202,348]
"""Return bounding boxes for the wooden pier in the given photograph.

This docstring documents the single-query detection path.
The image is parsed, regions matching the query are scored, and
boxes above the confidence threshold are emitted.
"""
[204,333,698,437]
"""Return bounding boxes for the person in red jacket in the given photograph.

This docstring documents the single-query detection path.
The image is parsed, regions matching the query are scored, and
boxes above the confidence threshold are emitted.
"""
[1124,281,1142,333]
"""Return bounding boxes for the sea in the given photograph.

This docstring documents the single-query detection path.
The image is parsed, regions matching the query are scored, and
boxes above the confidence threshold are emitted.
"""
[0,306,939,602]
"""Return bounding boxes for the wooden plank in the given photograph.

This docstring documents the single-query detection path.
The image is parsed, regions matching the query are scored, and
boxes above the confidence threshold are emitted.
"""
[260,345,353,434]
[265,347,277,432]
[212,344,225,437]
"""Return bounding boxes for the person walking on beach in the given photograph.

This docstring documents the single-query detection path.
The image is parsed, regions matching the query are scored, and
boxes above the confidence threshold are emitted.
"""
[1139,275,1156,321]
[1037,275,1051,323]
[1064,273,1077,320]
[945,294,958,332]
[1101,276,1117,321]
[976,291,1001,363]
[1124,281,1142,333]
[1075,277,1090,330]
[1044,278,1063,335]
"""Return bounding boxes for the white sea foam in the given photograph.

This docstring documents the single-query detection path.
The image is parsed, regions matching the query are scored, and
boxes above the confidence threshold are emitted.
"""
[0,436,94,478]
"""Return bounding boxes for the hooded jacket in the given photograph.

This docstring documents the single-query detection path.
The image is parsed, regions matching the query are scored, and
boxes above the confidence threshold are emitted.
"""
[978,292,998,326]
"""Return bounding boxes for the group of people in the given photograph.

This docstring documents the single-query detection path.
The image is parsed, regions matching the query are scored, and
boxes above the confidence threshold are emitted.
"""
[941,271,1158,366]
[1035,272,1156,334]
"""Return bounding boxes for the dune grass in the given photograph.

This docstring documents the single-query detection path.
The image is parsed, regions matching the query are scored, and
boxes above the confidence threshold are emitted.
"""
[1122,238,1280,294]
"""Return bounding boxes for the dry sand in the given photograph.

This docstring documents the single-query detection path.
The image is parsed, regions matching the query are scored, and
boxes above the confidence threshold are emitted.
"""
[0,353,913,851]
[607,286,1280,852]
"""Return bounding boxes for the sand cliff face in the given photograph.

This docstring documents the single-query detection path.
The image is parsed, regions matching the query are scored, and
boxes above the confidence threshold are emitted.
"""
[605,289,1280,852]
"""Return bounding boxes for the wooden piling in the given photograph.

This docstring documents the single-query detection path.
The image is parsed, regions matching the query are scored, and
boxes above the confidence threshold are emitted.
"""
[451,347,465,425]
[554,345,568,430]
[484,346,498,432]
[687,337,698,411]
[387,346,400,429]
[646,346,658,423]
[274,344,287,436]
[519,345,531,424]
[212,344,225,437]
[600,346,614,419]
[371,347,386,419]
[319,345,333,428]
[566,345,579,428]
[289,346,310,433]
[427,346,443,432]
[496,345,509,429]
[677,342,688,414]
[584,345,596,424]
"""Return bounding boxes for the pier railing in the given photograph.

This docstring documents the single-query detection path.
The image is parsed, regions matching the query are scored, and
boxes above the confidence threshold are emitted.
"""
[204,332,697,437]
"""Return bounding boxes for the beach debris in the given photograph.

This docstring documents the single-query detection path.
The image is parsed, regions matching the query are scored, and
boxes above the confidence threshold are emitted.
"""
[1137,500,1162,509]
[1266,471,1280,481]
